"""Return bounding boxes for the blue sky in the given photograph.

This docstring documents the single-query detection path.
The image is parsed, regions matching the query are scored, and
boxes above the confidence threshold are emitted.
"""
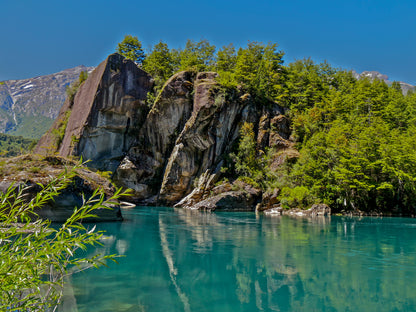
[1,0,415,84]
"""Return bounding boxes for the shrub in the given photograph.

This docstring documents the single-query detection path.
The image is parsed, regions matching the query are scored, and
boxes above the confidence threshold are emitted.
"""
[0,162,129,311]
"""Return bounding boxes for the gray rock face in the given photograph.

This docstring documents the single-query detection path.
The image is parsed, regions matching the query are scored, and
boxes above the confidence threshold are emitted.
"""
[158,73,256,204]
[0,65,94,138]
[113,71,196,200]
[263,204,331,217]
[69,54,152,172]
[36,54,153,172]
[184,190,258,211]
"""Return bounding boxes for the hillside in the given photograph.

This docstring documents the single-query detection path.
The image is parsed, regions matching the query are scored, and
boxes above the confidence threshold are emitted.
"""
[0,65,94,139]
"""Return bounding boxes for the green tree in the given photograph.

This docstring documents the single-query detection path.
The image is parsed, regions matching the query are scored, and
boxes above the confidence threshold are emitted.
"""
[116,35,145,65]
[216,43,237,72]
[231,122,264,187]
[78,70,88,84]
[233,42,284,99]
[0,163,129,311]
[215,44,238,87]
[66,70,90,103]
[143,40,175,88]
[179,39,216,71]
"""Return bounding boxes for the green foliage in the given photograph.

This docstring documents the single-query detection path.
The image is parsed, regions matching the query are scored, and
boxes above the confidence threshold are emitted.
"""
[275,65,416,213]
[233,42,285,99]
[280,186,315,209]
[0,133,37,157]
[146,91,157,109]
[216,44,237,73]
[51,110,71,149]
[95,170,113,180]
[66,70,89,103]
[116,35,145,65]
[179,39,216,72]
[0,163,130,311]
[231,122,265,188]
[143,40,175,89]
[78,70,88,84]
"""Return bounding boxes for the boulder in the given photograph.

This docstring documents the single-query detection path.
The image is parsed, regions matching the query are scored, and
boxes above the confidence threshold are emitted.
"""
[306,203,331,216]
[185,190,258,212]
[263,204,331,217]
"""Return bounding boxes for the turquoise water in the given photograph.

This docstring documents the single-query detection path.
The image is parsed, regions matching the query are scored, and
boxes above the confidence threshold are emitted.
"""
[63,207,416,312]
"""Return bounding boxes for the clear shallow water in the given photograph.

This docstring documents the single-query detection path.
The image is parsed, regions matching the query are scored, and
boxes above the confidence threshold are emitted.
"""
[62,207,416,312]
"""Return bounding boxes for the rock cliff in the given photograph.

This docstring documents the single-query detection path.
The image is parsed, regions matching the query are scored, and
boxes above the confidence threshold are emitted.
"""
[35,54,153,172]
[36,54,293,211]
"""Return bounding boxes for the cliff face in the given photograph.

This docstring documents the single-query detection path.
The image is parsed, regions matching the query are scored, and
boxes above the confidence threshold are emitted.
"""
[37,54,292,210]
[35,54,153,172]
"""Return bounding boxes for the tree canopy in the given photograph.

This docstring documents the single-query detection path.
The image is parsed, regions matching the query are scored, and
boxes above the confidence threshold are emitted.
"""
[116,35,145,65]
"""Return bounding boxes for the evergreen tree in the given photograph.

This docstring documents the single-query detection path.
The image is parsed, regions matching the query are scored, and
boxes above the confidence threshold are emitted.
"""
[179,39,216,71]
[143,40,175,87]
[116,35,145,65]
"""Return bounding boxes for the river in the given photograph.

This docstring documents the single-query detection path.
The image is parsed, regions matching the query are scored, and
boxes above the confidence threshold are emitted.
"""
[61,207,416,312]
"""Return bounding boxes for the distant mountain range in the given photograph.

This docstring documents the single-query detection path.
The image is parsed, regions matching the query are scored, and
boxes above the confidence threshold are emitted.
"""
[0,65,94,139]
[0,66,413,139]
[352,70,415,95]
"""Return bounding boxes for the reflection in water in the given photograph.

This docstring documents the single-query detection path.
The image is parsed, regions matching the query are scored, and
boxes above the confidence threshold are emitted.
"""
[64,208,416,312]
[159,218,191,312]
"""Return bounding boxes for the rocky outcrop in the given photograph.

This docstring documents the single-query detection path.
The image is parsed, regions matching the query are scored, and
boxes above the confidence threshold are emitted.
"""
[0,155,122,222]
[177,180,261,211]
[184,190,258,211]
[35,54,153,172]
[37,54,295,211]
[113,71,196,201]
[158,73,257,204]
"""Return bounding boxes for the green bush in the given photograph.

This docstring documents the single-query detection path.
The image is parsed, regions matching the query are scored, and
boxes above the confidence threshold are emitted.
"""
[280,186,315,209]
[0,162,129,311]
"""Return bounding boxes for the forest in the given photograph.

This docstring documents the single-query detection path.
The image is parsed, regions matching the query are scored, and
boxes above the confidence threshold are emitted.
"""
[117,35,416,214]
[0,133,36,157]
